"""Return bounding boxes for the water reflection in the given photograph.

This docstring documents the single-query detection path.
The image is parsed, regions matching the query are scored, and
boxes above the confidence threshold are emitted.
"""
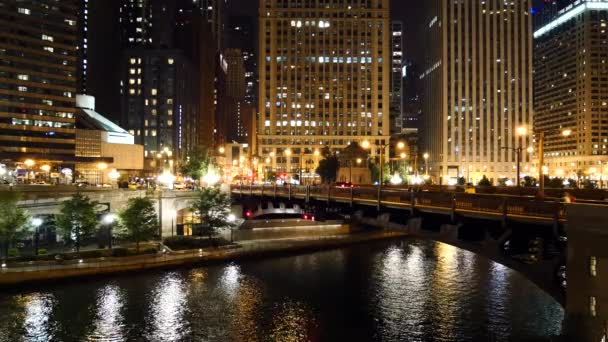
[21,293,55,342]
[146,272,189,341]
[86,285,125,341]
[0,239,563,341]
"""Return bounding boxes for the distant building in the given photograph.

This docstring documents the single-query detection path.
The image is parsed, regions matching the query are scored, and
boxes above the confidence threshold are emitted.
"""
[225,15,258,106]
[401,62,421,130]
[390,21,404,135]
[421,0,534,184]
[534,0,608,183]
[75,95,143,184]
[258,0,391,177]
[0,0,79,164]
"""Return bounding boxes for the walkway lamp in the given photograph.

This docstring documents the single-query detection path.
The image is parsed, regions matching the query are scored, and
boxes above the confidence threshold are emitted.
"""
[536,129,572,198]
[362,140,405,210]
[102,214,116,249]
[31,217,43,256]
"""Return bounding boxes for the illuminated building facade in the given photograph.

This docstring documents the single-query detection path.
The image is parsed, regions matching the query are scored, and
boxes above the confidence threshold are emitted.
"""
[421,0,534,184]
[258,0,391,176]
[390,21,404,135]
[534,0,608,183]
[0,0,79,162]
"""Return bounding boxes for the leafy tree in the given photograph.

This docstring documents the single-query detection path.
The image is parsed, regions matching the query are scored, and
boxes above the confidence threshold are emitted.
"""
[457,177,466,186]
[316,155,340,183]
[180,146,212,180]
[497,178,508,187]
[544,176,565,189]
[566,178,578,188]
[118,197,158,252]
[368,158,391,185]
[478,175,492,186]
[0,192,30,258]
[55,193,99,253]
[523,176,537,187]
[191,187,234,240]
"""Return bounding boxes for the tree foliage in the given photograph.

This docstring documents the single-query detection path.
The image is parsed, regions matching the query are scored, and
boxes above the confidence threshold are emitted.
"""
[0,192,30,258]
[180,146,212,180]
[191,187,234,240]
[55,193,99,253]
[316,148,340,184]
[523,176,537,187]
[118,197,158,252]
[478,175,492,186]
[368,158,390,184]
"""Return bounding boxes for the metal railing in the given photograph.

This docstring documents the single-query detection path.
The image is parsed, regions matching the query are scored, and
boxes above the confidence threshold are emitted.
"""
[231,184,565,221]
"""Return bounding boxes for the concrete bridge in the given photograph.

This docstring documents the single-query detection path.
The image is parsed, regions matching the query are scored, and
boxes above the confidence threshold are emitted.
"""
[11,187,199,238]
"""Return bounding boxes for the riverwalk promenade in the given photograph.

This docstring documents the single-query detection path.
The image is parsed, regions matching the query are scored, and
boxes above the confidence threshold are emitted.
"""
[0,231,406,286]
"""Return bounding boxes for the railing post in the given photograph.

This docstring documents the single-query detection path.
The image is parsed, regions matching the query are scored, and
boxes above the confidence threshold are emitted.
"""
[327,185,331,204]
[501,197,508,228]
[288,183,292,200]
[553,199,561,238]
[350,186,354,208]
[261,184,264,198]
[250,183,253,197]
[451,193,456,223]
[306,185,310,203]
[410,189,416,213]
[239,182,243,198]
[274,184,277,198]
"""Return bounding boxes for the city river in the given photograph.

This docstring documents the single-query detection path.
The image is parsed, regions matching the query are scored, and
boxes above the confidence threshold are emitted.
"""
[0,239,563,341]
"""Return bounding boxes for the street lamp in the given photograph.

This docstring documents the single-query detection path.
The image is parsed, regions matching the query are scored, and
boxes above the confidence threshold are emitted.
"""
[31,217,43,256]
[423,153,429,176]
[219,146,225,154]
[102,213,115,249]
[537,129,572,197]
[24,159,35,184]
[500,126,528,187]
[362,140,405,210]
[108,169,120,188]
[97,162,108,185]
[284,149,292,183]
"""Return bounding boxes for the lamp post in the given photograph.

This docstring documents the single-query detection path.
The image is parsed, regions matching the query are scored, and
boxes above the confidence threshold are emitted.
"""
[97,162,108,185]
[31,217,43,256]
[537,129,572,198]
[24,159,35,184]
[285,148,292,184]
[362,140,404,210]
[102,213,115,249]
[423,153,429,177]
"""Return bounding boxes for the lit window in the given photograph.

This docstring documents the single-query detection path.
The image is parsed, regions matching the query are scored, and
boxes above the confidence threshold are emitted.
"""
[129,69,136,75]
[129,89,135,95]
[43,46,54,53]
[129,79,135,85]
[167,98,173,104]
[17,74,29,81]
[167,110,173,116]
[130,58,136,64]
[151,89,157,95]
[591,256,597,277]
[168,58,174,65]
[17,86,27,92]
[151,129,157,137]
[18,8,30,15]
[167,120,173,127]
[41,35,54,42]
[590,296,597,317]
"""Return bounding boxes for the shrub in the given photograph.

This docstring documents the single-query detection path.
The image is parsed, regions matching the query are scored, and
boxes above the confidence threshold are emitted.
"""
[111,247,129,257]
[163,236,230,251]
[7,248,19,258]
[38,249,48,256]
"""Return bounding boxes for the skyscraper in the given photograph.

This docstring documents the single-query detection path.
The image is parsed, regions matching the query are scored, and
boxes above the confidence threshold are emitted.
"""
[258,0,391,176]
[118,0,204,160]
[390,21,404,135]
[420,0,534,184]
[534,0,608,184]
[0,0,79,162]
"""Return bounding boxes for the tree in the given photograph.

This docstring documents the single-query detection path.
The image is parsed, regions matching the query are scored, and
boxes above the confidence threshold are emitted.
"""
[118,197,158,252]
[0,192,30,258]
[478,175,492,186]
[368,158,390,185]
[180,146,212,180]
[191,187,234,240]
[55,193,99,253]
[316,155,340,184]
[523,176,537,187]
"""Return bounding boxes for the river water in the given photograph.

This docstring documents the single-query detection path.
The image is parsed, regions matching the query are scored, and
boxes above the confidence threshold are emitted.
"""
[0,239,563,341]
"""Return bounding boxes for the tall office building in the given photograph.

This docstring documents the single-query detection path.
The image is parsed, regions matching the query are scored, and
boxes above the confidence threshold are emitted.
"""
[218,48,250,144]
[225,15,258,106]
[77,0,89,93]
[402,62,421,129]
[118,0,207,160]
[534,0,608,183]
[0,0,79,162]
[390,21,404,135]
[420,0,534,184]
[258,0,391,176]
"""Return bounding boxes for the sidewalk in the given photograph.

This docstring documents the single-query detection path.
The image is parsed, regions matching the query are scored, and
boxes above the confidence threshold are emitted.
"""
[0,231,407,286]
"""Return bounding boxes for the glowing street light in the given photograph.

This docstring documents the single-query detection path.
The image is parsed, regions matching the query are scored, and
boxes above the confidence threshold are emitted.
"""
[40,165,51,172]
[516,126,528,136]
[423,153,430,176]
[24,159,35,167]
[31,217,43,255]
[361,140,371,149]
[397,141,405,150]
[219,146,225,154]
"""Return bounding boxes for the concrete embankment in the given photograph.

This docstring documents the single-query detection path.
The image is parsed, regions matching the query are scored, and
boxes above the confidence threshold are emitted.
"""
[0,231,406,287]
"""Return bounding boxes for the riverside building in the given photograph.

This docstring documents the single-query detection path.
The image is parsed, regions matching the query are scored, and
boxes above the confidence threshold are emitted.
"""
[534,0,608,184]
[257,0,391,178]
[420,0,534,184]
